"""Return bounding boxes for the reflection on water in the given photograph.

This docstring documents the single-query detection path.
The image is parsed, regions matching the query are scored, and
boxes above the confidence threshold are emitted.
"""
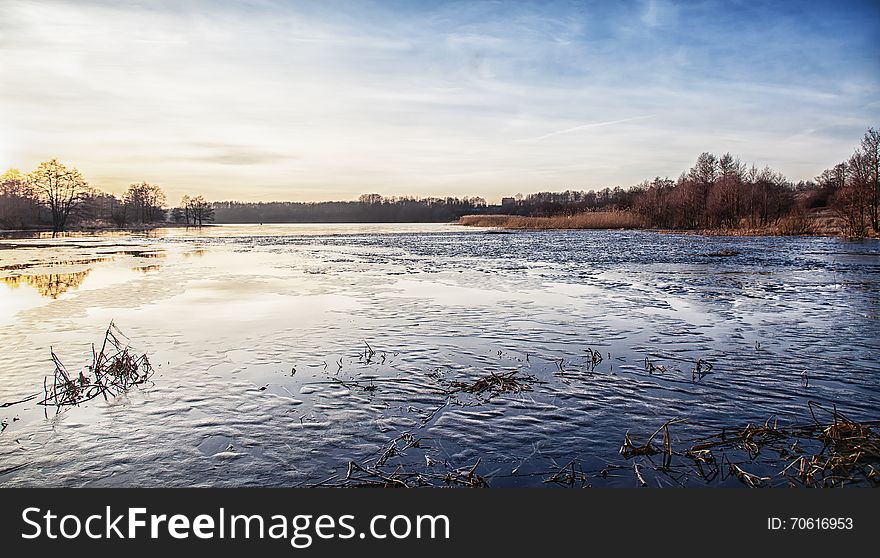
[124,251,165,259]
[0,257,111,272]
[2,270,91,299]
[134,265,162,273]
[0,223,459,241]
[0,224,877,487]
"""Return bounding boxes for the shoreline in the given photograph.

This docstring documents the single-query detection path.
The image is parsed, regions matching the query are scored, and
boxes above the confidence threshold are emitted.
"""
[0,222,213,234]
[457,213,877,239]
[3,218,877,240]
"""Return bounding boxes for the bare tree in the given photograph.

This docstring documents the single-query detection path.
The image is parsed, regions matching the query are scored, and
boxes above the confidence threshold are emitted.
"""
[358,193,383,204]
[176,195,192,224]
[706,153,744,228]
[835,151,872,236]
[123,182,167,223]
[28,159,89,233]
[860,127,879,232]
[633,177,673,227]
[182,195,214,226]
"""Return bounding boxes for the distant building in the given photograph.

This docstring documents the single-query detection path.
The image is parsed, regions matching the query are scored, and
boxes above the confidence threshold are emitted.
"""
[501,197,516,206]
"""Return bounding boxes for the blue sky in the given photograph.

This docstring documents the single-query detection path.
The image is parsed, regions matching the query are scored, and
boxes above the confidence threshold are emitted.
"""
[0,0,877,202]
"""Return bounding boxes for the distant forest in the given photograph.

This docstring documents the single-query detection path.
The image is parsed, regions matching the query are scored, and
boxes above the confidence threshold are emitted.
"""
[212,195,488,224]
[1,127,877,236]
[212,127,879,236]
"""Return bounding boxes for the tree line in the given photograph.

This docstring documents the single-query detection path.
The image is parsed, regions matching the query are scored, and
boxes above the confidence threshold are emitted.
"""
[630,127,878,236]
[0,159,214,231]
[211,128,877,235]
[212,196,487,223]
[3,127,876,235]
[493,127,879,236]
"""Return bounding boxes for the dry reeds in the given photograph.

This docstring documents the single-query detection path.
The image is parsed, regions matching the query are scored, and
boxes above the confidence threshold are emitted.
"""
[458,211,643,230]
[776,210,816,236]
[324,459,489,488]
[446,370,534,396]
[309,429,488,488]
[620,418,685,461]
[691,358,713,382]
[620,403,880,487]
[39,321,153,413]
[544,460,591,488]
[585,347,604,369]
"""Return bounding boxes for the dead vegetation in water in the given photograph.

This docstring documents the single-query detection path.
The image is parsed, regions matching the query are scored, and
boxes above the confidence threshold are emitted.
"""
[643,356,669,375]
[619,403,880,487]
[644,355,713,383]
[699,249,741,257]
[295,341,874,488]
[543,459,592,488]
[308,432,489,488]
[39,322,153,413]
[691,359,713,382]
[445,369,535,397]
[552,348,608,381]
[331,459,489,488]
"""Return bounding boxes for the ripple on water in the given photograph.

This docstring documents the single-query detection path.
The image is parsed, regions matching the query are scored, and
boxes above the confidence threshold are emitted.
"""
[0,227,878,487]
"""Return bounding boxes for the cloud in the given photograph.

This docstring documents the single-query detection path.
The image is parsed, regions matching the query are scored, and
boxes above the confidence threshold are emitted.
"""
[520,115,657,143]
[184,143,295,166]
[0,0,877,202]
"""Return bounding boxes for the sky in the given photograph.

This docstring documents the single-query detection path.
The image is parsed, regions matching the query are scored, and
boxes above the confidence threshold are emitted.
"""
[0,0,878,203]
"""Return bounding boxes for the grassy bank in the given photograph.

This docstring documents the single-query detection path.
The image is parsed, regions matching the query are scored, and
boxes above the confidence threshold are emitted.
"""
[458,209,867,237]
[458,211,643,230]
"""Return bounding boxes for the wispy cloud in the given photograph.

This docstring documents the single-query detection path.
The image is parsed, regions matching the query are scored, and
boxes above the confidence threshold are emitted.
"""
[183,143,296,166]
[521,115,656,143]
[0,0,877,202]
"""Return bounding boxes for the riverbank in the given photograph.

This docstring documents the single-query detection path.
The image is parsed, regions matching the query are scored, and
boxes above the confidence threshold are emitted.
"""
[458,210,869,238]
[0,222,210,237]
[458,212,642,230]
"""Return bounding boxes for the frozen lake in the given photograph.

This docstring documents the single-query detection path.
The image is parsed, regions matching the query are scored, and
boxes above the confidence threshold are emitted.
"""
[1,224,878,486]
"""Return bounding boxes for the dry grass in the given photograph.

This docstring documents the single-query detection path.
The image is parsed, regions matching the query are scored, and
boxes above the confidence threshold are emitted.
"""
[308,430,489,488]
[662,209,853,237]
[544,460,591,488]
[620,403,880,487]
[446,370,533,396]
[459,208,874,237]
[776,211,816,236]
[40,322,153,413]
[325,458,489,488]
[459,211,644,230]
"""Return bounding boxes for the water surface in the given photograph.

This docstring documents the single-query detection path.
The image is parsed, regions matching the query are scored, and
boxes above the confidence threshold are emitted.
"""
[1,224,878,486]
